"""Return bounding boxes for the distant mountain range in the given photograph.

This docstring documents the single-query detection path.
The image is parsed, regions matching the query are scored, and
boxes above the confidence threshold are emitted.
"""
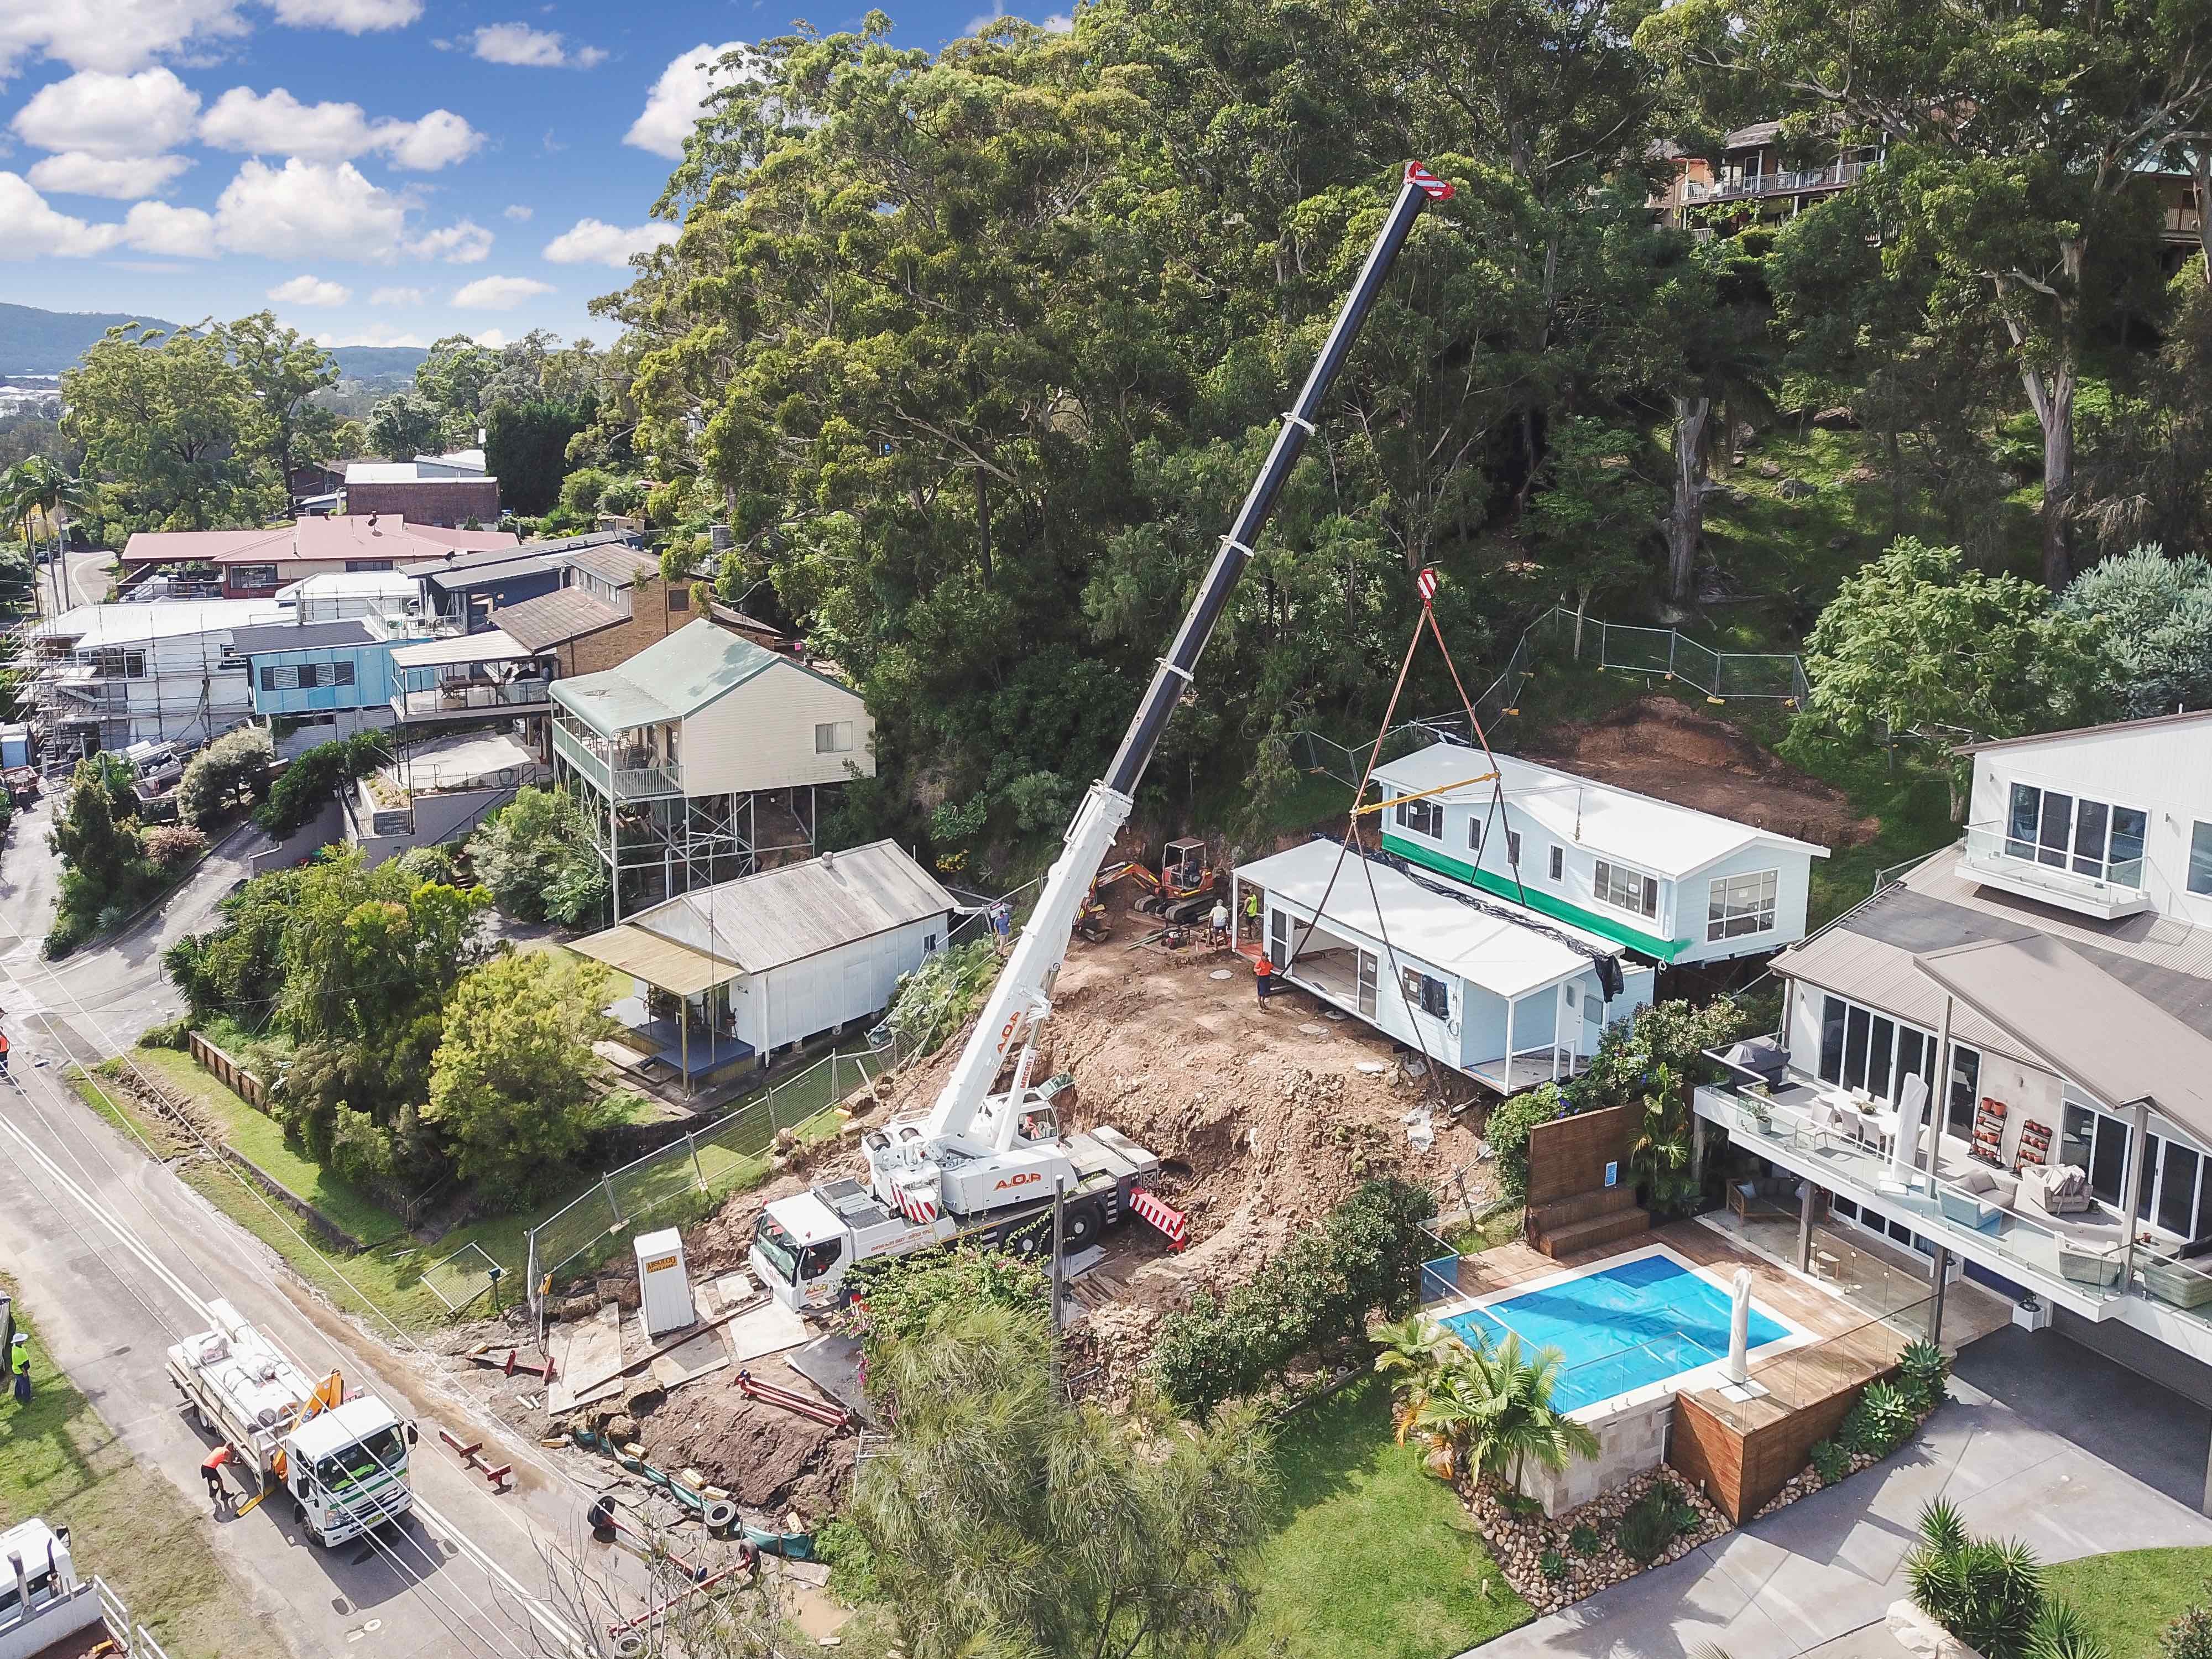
[0,302,427,381]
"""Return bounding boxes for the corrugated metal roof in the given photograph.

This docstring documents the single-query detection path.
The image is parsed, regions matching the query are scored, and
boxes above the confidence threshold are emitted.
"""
[231,619,374,655]
[389,628,539,670]
[550,620,789,735]
[495,588,623,651]
[1374,743,1829,877]
[119,526,291,565]
[620,840,956,974]
[1770,926,2038,1067]
[571,928,736,997]
[1960,707,2212,754]
[39,599,286,646]
[563,544,660,585]
[1236,837,1621,998]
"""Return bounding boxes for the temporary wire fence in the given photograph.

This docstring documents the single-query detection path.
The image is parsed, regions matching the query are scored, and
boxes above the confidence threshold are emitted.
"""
[1289,606,1812,792]
[525,1046,881,1335]
[418,1240,503,1315]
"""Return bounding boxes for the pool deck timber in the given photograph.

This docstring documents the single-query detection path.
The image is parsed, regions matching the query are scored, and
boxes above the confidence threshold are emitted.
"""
[1446,1218,1991,1435]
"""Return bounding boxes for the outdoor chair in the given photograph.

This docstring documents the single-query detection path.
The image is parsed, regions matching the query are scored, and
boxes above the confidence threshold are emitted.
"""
[1937,1184,2004,1234]
[2059,1243,2123,1288]
[2020,1163,2093,1218]
[2141,1256,2212,1310]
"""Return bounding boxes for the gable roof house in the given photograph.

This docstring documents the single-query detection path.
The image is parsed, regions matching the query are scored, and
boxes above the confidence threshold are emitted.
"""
[121,517,518,601]
[1695,707,2212,1387]
[550,619,874,919]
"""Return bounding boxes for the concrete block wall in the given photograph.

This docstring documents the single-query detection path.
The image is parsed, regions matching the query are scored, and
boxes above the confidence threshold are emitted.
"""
[1523,1391,1673,1516]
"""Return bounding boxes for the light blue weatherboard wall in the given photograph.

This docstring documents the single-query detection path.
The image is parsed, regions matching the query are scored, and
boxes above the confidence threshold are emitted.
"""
[246,639,404,717]
[1443,1254,1788,1413]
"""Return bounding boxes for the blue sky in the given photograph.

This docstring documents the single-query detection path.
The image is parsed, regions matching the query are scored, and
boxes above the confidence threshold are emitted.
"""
[0,1,1064,356]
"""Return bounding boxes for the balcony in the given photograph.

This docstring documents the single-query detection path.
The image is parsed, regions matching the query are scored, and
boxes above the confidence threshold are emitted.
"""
[552,721,684,800]
[1957,822,2154,920]
[390,678,551,723]
[1684,160,1870,204]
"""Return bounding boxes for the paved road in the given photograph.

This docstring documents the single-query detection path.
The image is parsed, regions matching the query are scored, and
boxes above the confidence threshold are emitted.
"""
[1463,1368,2212,1659]
[0,803,623,1657]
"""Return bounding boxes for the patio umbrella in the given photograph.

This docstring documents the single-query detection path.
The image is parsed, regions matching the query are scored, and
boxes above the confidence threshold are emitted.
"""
[1892,1073,1929,1190]
[1724,1268,1753,1386]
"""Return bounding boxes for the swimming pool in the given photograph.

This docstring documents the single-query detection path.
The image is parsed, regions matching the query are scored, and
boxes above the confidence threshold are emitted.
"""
[1439,1248,1795,1415]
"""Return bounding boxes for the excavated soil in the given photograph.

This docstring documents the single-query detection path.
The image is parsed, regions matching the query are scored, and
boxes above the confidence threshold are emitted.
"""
[1522,694,1877,849]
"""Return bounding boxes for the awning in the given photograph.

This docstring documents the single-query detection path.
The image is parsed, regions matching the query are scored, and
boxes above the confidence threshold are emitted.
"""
[572,925,742,998]
[390,628,538,670]
[1915,933,2212,1144]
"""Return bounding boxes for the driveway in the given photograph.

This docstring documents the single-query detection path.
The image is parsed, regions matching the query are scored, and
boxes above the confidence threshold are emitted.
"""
[1463,1366,2212,1659]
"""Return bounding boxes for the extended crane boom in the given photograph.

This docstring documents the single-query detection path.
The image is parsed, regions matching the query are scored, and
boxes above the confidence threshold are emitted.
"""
[844,161,1454,1247]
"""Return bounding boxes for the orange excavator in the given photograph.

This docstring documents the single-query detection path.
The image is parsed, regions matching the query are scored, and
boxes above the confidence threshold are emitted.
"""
[1079,837,1220,942]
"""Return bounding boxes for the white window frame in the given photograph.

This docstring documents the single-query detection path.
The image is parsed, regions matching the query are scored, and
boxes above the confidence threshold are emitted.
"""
[1707,868,1779,941]
[1593,857,1658,920]
[1814,991,1937,1108]
[815,720,855,754]
[1548,844,1563,881]
[1394,795,1441,838]
[2004,781,2147,888]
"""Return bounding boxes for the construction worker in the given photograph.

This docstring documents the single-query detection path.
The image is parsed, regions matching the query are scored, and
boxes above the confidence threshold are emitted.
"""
[1254,954,1274,1004]
[9,1332,29,1404]
[1243,888,1260,943]
[1208,897,1229,949]
[0,1026,13,1079]
[202,1445,234,1516]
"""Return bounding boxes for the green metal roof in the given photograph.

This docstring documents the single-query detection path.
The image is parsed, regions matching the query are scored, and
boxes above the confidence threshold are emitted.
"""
[551,620,786,737]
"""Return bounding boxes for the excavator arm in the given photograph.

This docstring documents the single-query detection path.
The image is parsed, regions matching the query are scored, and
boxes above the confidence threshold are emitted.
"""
[916,162,1455,1151]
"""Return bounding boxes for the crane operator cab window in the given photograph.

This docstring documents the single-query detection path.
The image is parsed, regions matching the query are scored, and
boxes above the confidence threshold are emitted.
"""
[797,1240,844,1282]
[1015,1101,1061,1144]
[753,1215,802,1284]
[315,1426,406,1496]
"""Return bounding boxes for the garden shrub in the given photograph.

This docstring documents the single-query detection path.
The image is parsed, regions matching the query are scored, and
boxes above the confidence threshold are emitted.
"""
[1809,1439,1850,1485]
[2163,1599,2212,1659]
[1898,1338,1952,1413]
[1616,1480,1698,1564]
[1540,1551,1568,1582]
[1855,1380,1918,1452]
[142,822,208,869]
[1567,1523,1601,1558]
[255,731,387,838]
[1152,1177,1435,1416]
[1485,1083,1567,1202]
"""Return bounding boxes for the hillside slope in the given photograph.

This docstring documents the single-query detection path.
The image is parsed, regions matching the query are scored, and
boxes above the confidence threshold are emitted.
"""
[0,301,178,374]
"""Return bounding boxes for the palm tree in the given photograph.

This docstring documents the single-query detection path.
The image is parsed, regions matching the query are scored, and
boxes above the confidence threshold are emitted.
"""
[1905,1497,2046,1659]
[1461,1333,1601,1497]
[1,457,94,615]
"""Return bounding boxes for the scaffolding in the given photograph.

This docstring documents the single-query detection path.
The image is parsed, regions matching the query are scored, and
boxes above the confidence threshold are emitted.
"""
[21,604,274,763]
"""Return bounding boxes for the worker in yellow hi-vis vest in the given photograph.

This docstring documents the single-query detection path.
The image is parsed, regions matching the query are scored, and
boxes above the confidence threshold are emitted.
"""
[10,1332,30,1404]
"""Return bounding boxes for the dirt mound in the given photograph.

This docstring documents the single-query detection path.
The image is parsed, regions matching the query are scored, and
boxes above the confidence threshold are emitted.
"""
[637,1366,854,1520]
[1524,695,1876,849]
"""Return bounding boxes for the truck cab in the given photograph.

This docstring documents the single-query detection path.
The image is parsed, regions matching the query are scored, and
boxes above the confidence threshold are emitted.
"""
[283,1399,414,1546]
[752,1178,951,1313]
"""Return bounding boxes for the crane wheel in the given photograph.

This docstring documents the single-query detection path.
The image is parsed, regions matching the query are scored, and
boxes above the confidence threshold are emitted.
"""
[995,1217,1050,1256]
[1060,1203,1102,1251]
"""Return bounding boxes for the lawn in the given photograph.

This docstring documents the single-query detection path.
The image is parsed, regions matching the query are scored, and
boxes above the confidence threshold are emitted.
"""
[2047,1547,2212,1658]
[1228,1376,1532,1659]
[0,1280,274,1658]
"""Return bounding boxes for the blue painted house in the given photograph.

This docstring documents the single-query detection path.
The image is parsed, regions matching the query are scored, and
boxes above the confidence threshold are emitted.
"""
[231,618,408,756]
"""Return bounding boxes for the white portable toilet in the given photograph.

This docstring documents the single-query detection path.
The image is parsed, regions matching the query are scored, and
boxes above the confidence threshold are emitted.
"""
[633,1227,696,1340]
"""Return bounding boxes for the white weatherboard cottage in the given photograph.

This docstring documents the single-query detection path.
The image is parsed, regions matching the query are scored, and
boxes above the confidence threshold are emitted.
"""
[1230,838,1657,1092]
[1371,744,1830,968]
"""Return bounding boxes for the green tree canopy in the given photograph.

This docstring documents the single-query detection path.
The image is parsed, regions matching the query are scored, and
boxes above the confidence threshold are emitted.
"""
[853,1298,1273,1659]
[224,311,340,484]
[64,321,276,531]
[2057,544,2212,719]
[466,785,608,926]
[422,951,615,1206]
[176,725,275,827]
[367,393,443,462]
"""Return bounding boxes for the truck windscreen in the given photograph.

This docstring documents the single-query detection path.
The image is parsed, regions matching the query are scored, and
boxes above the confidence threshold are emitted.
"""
[754,1215,800,1283]
[314,1426,405,1493]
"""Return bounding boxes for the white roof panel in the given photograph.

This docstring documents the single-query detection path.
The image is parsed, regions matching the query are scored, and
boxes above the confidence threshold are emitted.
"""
[389,628,537,669]
[1373,744,1829,878]
[625,839,956,974]
[1235,838,1621,998]
[39,599,286,647]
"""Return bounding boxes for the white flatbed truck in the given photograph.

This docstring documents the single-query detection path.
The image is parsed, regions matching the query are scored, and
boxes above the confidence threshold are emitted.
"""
[165,1299,415,1547]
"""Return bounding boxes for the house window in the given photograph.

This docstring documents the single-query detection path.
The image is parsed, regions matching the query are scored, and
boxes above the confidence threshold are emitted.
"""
[815,721,855,754]
[668,587,691,611]
[2190,822,2212,895]
[259,667,278,691]
[333,661,356,687]
[2005,782,2146,886]
[345,559,393,572]
[1467,819,1482,853]
[267,665,300,691]
[923,932,938,953]
[1400,967,1450,1020]
[1594,858,1658,920]
[1816,992,1939,1107]
[1548,845,1563,880]
[1944,1044,1981,1138]
[1707,869,1779,941]
[2063,1098,2211,1237]
[1393,796,1440,837]
[231,565,278,589]
[1357,951,1378,1019]
[1506,830,1522,866]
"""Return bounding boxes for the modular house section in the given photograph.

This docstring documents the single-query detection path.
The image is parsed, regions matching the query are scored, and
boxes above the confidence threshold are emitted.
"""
[1370,743,1829,968]
[1232,838,1656,1093]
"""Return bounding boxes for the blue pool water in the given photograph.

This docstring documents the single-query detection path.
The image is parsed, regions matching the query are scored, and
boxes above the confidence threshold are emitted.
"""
[1441,1254,1789,1413]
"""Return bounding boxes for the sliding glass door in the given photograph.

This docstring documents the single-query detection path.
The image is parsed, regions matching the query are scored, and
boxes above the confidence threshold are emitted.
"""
[2006,783,2148,886]
[1817,994,1938,1106]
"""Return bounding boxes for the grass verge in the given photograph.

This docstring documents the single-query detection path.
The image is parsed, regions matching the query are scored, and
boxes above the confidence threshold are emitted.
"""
[0,1279,275,1658]
[1228,1376,1532,1659]
[2046,1546,2212,1658]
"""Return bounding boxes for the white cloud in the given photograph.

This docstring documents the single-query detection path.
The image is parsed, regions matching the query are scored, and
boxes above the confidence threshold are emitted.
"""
[452,275,552,311]
[122,199,216,255]
[541,216,677,267]
[369,285,424,305]
[12,68,201,158]
[503,203,533,221]
[382,109,479,170]
[25,151,191,200]
[625,40,748,158]
[0,0,248,79]
[1042,12,1073,28]
[199,88,483,171]
[269,273,351,306]
[213,156,408,260]
[471,22,604,68]
[472,328,509,348]
[407,218,493,263]
[966,6,1074,32]
[0,172,121,256]
[268,0,422,29]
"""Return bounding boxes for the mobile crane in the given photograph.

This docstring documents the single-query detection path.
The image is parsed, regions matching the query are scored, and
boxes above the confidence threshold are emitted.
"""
[750,163,1457,1311]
